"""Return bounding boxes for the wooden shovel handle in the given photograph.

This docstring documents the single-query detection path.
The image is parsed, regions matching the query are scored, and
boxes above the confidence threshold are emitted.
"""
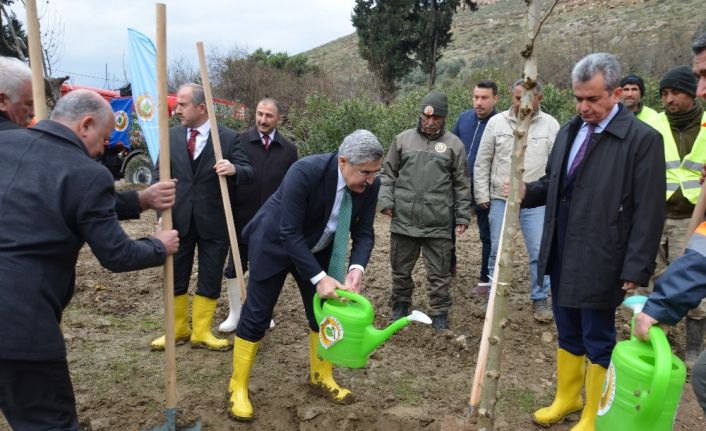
[195,42,247,303]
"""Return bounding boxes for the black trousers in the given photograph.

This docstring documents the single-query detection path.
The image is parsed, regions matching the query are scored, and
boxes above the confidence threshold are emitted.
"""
[223,241,249,279]
[173,220,229,299]
[0,358,78,431]
[236,266,318,342]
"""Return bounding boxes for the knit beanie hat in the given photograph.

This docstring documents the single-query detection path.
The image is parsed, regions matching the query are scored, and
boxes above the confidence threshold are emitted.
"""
[620,75,645,96]
[420,90,448,118]
[660,65,697,97]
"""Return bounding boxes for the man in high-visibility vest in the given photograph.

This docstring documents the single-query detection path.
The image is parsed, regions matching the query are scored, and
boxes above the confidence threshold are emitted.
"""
[651,64,706,368]
[620,74,659,123]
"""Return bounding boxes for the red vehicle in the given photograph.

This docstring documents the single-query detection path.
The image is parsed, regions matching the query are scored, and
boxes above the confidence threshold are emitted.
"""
[59,83,246,184]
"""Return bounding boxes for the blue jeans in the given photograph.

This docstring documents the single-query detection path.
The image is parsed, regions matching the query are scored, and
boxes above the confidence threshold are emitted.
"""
[488,199,550,301]
[474,202,491,282]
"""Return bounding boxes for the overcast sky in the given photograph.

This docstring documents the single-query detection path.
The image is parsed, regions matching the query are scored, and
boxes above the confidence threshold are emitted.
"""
[9,0,357,88]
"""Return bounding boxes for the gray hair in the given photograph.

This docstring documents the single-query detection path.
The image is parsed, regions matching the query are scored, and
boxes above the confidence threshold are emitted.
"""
[258,97,281,115]
[50,89,112,124]
[179,83,205,106]
[338,129,383,165]
[512,78,543,93]
[571,53,621,91]
[0,56,32,100]
[694,31,706,55]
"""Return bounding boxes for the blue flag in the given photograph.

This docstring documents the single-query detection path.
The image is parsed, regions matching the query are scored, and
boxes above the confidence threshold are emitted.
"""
[109,98,133,150]
[127,28,159,165]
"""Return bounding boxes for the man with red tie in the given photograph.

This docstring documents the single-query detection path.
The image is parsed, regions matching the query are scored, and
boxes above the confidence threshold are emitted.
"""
[219,98,298,332]
[151,83,253,352]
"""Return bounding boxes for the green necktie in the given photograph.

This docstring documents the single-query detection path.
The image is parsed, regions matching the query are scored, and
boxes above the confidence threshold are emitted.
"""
[328,187,352,283]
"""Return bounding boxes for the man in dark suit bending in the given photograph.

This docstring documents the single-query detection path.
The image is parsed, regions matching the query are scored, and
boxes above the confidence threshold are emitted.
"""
[151,83,253,352]
[226,130,383,422]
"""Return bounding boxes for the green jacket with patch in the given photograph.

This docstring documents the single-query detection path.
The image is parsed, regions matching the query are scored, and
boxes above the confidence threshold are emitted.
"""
[378,128,472,238]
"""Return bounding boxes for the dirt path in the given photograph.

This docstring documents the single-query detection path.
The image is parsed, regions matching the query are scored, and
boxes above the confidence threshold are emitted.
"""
[2,203,704,430]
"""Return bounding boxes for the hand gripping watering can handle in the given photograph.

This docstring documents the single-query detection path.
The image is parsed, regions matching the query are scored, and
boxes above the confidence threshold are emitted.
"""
[639,325,671,424]
[313,289,374,323]
[333,289,374,314]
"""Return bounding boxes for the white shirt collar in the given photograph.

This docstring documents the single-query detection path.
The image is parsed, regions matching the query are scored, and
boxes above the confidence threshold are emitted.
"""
[192,119,211,137]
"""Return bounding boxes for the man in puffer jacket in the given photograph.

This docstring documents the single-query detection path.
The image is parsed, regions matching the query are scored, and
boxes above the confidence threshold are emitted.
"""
[379,90,472,330]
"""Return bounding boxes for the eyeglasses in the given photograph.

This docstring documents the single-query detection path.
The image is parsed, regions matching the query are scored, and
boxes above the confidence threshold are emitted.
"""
[356,168,381,178]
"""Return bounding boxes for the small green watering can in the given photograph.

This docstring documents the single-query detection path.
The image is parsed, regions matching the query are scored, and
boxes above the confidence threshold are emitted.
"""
[313,289,431,368]
[596,295,686,431]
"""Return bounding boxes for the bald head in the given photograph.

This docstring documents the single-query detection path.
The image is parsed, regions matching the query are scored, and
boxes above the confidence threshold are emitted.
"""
[51,90,114,157]
[0,56,34,127]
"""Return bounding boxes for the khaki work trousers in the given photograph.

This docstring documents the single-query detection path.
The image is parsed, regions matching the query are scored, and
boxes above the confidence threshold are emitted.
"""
[389,232,452,316]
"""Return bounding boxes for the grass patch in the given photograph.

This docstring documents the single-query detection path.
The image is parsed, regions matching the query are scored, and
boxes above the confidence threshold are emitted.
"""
[497,388,542,414]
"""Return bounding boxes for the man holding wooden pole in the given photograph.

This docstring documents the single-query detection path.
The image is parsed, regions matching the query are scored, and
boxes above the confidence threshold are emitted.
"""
[150,83,253,352]
[0,56,177,219]
[523,53,664,430]
[0,90,179,430]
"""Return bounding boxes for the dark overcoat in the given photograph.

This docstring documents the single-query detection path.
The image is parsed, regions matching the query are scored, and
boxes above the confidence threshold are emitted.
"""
[524,105,665,309]
[0,121,166,361]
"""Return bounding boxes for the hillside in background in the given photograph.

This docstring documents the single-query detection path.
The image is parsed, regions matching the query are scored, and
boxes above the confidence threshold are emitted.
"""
[305,0,705,96]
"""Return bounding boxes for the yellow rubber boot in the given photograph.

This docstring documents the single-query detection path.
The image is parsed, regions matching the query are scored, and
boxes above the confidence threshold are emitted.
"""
[150,294,191,351]
[570,362,607,431]
[190,295,232,351]
[533,348,585,426]
[308,331,353,404]
[227,337,259,421]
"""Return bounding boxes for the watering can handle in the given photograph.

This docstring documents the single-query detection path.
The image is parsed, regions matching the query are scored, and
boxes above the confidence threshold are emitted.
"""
[638,325,671,424]
[312,289,374,323]
[334,289,374,313]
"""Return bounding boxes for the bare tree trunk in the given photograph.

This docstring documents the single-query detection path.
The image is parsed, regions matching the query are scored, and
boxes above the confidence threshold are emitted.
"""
[1,4,27,60]
[473,1,542,429]
[428,30,438,90]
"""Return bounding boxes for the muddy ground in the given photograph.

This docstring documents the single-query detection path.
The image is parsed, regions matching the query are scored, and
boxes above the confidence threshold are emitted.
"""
[2,183,705,430]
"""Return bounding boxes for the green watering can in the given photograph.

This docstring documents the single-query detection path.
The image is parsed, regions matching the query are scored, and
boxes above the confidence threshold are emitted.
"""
[596,295,686,431]
[313,289,431,368]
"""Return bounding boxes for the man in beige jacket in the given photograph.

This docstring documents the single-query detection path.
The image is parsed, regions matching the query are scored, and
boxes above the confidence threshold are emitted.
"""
[474,79,560,321]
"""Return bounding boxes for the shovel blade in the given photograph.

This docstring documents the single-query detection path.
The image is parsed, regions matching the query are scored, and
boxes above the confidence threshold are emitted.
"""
[145,408,202,431]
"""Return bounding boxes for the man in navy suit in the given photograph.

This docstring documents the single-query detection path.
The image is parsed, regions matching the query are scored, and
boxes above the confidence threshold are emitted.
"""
[227,130,384,422]
[150,83,253,352]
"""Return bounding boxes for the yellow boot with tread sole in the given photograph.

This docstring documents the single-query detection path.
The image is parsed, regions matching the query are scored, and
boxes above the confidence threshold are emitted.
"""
[150,294,191,351]
[533,348,585,426]
[190,295,232,351]
[308,330,353,404]
[227,337,259,421]
[570,362,607,431]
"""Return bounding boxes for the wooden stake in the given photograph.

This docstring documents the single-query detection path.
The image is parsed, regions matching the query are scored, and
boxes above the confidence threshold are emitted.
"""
[155,3,177,410]
[195,42,247,303]
[25,0,47,120]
